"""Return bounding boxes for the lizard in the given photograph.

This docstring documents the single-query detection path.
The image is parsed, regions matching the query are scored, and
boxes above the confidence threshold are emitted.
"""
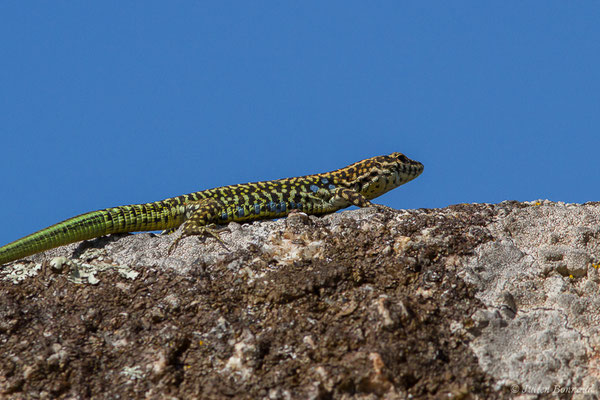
[0,152,423,265]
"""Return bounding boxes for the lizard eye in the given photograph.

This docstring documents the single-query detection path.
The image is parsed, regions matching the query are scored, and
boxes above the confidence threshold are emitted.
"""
[393,153,409,163]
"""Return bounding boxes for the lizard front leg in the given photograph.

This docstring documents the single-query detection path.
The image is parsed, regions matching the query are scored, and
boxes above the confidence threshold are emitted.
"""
[334,187,374,207]
[332,187,395,212]
[168,198,229,254]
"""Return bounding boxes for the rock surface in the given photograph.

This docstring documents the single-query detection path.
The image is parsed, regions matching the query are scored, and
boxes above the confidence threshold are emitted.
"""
[1,201,599,399]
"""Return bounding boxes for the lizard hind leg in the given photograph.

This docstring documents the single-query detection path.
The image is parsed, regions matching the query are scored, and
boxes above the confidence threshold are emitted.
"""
[167,199,230,254]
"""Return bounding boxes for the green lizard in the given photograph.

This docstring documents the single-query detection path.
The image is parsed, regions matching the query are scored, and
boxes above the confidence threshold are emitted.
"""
[0,152,423,265]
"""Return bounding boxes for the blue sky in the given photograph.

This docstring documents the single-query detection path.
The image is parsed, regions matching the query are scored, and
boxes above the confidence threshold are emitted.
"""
[1,3,599,245]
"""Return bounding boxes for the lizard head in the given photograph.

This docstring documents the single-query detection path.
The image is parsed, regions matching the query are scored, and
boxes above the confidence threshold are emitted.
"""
[350,152,424,200]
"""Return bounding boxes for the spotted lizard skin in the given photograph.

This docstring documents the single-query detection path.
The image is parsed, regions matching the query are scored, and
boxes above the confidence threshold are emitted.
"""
[0,152,423,264]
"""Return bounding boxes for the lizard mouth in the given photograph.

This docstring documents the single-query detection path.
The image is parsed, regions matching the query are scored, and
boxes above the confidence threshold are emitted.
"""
[399,161,424,180]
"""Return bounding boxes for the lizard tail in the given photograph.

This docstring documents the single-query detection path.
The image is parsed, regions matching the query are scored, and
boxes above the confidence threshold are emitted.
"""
[0,202,184,265]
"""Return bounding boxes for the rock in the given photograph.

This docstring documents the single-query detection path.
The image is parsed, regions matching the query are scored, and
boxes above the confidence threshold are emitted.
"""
[0,201,599,398]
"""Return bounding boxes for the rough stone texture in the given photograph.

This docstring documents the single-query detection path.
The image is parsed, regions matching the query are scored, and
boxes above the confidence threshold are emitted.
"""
[461,201,600,399]
[1,201,599,399]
